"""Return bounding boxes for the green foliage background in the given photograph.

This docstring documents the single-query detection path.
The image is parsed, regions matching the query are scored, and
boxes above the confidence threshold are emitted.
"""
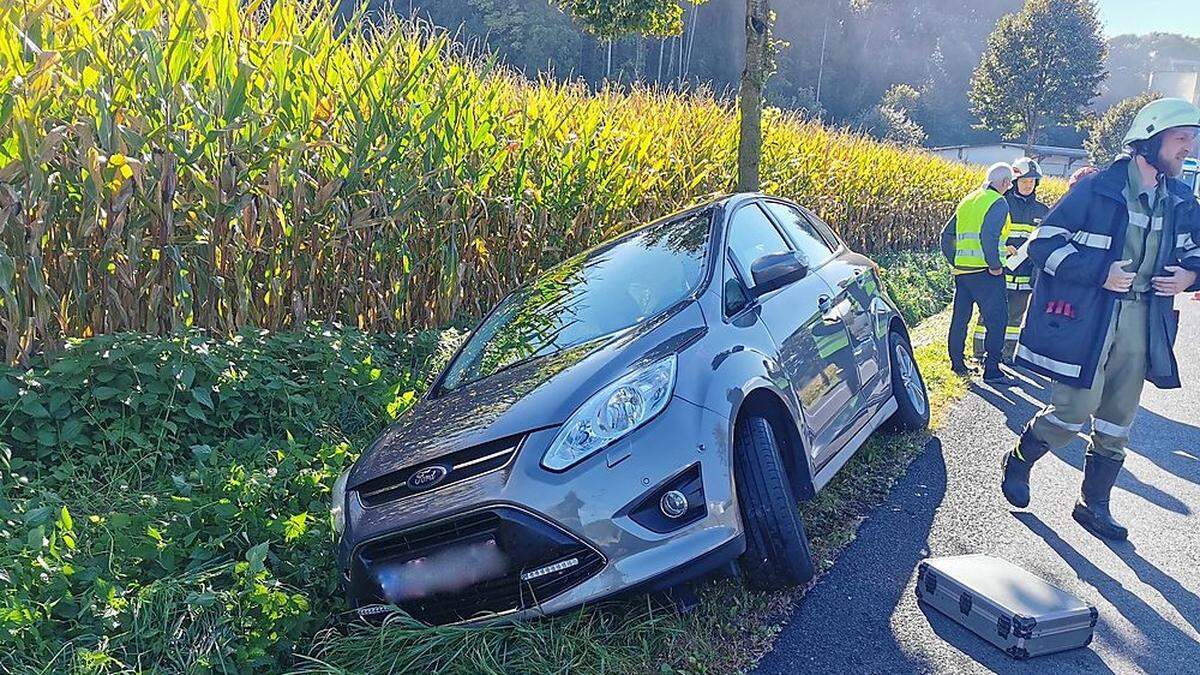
[969,0,1107,147]
[1085,92,1161,166]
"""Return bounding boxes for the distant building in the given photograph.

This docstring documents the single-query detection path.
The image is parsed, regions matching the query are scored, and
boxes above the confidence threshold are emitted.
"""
[929,142,1090,179]
[1150,71,1200,106]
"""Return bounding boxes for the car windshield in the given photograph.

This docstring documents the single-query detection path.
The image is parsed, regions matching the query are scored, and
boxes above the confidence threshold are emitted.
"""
[438,208,712,393]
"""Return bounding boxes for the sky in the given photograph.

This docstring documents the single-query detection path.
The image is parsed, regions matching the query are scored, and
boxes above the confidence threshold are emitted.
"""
[1094,0,1200,38]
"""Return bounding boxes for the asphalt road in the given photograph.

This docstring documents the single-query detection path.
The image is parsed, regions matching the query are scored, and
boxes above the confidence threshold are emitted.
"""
[754,297,1200,674]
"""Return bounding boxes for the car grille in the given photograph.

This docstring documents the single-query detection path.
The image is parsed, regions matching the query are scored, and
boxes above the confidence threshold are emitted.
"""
[355,435,523,507]
[350,507,605,625]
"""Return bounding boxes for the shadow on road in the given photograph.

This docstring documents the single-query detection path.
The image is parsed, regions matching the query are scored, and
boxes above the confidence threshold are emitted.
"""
[1014,512,1200,672]
[753,437,949,674]
[1102,538,1200,639]
[967,374,1044,437]
[968,375,1192,516]
[1128,408,1200,489]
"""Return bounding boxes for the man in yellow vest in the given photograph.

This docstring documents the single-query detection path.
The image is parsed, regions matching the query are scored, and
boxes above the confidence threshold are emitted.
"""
[940,162,1016,386]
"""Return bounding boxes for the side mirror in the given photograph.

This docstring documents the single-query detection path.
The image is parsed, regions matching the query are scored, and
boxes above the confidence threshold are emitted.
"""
[750,251,808,298]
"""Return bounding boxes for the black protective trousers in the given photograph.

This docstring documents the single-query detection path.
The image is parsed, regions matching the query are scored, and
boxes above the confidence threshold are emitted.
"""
[948,271,1008,371]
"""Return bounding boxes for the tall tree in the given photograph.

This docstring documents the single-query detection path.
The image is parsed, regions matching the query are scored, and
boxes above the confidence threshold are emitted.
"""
[552,0,690,39]
[553,0,773,191]
[969,0,1107,153]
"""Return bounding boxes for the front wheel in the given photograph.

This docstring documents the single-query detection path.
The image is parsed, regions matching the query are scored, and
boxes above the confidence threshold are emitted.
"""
[733,416,815,590]
[884,330,930,432]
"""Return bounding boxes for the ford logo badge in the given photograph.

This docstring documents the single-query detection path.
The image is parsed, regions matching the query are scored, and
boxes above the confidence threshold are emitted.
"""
[408,465,449,491]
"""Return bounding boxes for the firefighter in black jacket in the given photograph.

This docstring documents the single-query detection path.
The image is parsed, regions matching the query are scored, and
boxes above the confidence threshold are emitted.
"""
[974,158,1050,363]
[1001,98,1200,541]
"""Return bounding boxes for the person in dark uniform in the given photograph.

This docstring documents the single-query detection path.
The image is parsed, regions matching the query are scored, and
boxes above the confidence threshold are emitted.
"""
[1001,98,1200,540]
[974,158,1050,363]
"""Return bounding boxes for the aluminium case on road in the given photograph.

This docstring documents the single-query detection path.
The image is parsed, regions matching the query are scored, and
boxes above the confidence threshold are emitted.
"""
[915,554,1097,660]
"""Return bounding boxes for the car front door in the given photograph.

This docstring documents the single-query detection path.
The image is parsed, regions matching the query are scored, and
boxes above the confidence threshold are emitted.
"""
[764,201,883,397]
[724,201,854,461]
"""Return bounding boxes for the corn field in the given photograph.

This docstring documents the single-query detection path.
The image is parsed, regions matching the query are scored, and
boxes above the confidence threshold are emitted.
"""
[0,0,1065,364]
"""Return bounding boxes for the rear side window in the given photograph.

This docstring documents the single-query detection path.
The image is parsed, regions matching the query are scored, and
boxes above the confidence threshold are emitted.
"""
[726,204,792,278]
[763,202,837,266]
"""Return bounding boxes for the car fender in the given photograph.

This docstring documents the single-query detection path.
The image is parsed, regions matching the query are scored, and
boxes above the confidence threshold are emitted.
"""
[672,311,813,497]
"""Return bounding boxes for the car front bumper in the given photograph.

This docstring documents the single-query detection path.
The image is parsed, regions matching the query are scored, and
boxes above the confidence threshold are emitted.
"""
[338,396,743,624]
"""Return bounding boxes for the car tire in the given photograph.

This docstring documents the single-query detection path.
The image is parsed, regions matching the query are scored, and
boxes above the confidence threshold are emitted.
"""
[733,415,815,591]
[884,330,930,432]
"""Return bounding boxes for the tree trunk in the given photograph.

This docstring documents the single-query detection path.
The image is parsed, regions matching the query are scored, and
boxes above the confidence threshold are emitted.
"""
[635,36,644,80]
[737,0,771,192]
[657,38,665,83]
[677,27,685,84]
[580,38,595,83]
[685,2,700,80]
[815,0,831,114]
[1025,111,1041,156]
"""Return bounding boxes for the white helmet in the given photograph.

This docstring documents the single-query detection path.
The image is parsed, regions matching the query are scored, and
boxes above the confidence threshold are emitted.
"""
[1012,157,1043,181]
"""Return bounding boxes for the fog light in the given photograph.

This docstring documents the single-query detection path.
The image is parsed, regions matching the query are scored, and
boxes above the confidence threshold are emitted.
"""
[660,490,689,519]
[626,463,706,533]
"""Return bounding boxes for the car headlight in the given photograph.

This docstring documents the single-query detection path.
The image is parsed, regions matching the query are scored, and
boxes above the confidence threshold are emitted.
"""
[331,468,350,535]
[542,354,677,471]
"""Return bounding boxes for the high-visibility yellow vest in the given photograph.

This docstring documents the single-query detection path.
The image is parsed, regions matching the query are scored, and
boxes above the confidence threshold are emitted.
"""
[1006,221,1037,239]
[953,188,1010,271]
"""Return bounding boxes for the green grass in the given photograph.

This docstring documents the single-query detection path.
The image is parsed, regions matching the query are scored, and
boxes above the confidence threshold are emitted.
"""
[874,250,955,326]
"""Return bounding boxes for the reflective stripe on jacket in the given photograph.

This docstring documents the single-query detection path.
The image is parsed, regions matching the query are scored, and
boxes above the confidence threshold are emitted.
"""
[1003,190,1049,291]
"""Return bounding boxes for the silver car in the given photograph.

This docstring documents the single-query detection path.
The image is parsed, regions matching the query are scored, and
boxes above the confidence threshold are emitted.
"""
[332,193,930,624]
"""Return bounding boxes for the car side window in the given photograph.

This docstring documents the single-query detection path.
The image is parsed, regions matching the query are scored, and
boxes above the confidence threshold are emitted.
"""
[763,202,836,266]
[726,204,792,281]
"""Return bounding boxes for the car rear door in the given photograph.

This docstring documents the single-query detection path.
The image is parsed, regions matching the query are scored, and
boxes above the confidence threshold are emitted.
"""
[724,201,855,460]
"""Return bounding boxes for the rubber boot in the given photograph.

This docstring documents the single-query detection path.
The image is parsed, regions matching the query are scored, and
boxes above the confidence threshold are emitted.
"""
[983,364,1016,387]
[1072,451,1129,541]
[1001,429,1051,508]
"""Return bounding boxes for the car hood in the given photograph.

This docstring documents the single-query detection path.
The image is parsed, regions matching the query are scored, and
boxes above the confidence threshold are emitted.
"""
[347,301,707,489]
